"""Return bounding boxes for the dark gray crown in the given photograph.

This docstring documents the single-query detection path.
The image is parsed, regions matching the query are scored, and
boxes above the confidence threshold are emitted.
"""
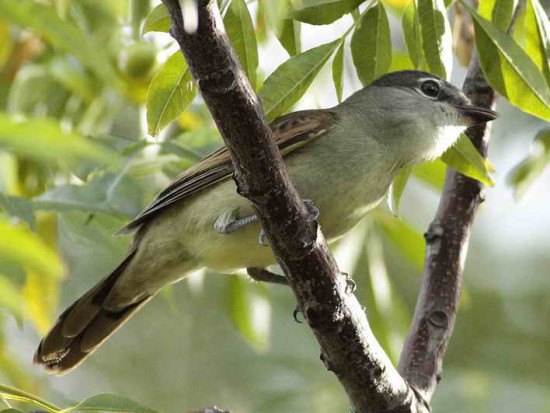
[371,70,441,88]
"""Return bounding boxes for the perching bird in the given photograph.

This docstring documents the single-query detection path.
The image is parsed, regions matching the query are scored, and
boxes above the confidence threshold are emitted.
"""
[35,70,497,374]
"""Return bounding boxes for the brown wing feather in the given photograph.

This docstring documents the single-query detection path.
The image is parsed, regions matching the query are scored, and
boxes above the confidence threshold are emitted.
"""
[118,109,338,234]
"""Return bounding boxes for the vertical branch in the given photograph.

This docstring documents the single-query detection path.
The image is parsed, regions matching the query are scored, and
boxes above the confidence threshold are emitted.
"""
[398,53,496,399]
[399,1,525,398]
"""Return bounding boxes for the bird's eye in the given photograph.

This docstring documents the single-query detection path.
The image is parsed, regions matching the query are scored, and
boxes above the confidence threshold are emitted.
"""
[420,80,440,98]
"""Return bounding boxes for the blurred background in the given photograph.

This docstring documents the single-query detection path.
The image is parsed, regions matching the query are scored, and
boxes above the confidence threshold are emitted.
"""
[0,0,549,412]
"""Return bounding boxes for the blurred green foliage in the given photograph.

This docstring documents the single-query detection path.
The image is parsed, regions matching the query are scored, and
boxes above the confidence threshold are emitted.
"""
[0,0,549,412]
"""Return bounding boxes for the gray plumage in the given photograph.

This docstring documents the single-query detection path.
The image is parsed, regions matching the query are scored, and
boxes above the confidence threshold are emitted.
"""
[34,70,497,374]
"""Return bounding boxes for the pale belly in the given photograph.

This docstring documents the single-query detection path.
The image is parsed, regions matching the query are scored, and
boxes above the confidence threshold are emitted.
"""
[168,170,390,272]
[134,141,395,277]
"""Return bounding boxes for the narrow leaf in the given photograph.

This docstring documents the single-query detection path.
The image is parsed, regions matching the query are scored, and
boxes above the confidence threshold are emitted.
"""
[226,275,270,351]
[291,0,366,25]
[0,275,25,318]
[142,4,170,34]
[508,127,550,198]
[351,2,392,86]
[418,0,453,79]
[258,0,288,34]
[64,393,157,413]
[0,222,62,280]
[440,133,494,186]
[259,40,340,121]
[332,42,345,102]
[412,159,446,190]
[402,0,423,69]
[388,167,411,216]
[34,173,143,219]
[491,0,517,31]
[0,194,35,229]
[224,0,258,88]
[531,0,550,86]
[146,52,196,136]
[375,211,425,270]
[0,384,60,413]
[278,19,301,56]
[0,114,118,165]
[463,1,550,120]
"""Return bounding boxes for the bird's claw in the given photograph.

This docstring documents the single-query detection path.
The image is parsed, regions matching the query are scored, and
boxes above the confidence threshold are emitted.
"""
[293,306,303,324]
[304,199,320,220]
[258,229,269,246]
[342,272,356,294]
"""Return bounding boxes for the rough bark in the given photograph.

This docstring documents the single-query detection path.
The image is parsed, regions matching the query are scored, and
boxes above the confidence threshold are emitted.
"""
[162,0,426,412]
[398,4,521,399]
[161,0,504,411]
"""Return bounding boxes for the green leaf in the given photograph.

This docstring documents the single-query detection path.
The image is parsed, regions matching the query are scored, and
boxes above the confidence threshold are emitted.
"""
[0,222,63,280]
[0,19,13,69]
[440,133,494,186]
[291,0,365,25]
[146,52,197,136]
[463,1,550,121]
[418,0,453,79]
[224,0,258,88]
[332,42,345,103]
[34,173,143,219]
[0,275,25,319]
[258,0,289,34]
[142,4,170,34]
[1,409,24,413]
[0,114,118,165]
[478,0,496,20]
[412,159,446,190]
[0,194,35,229]
[530,0,550,86]
[0,384,60,413]
[491,0,517,31]
[278,19,301,56]
[63,394,157,413]
[259,40,340,121]
[508,127,550,198]
[388,52,415,72]
[351,2,392,86]
[7,65,71,118]
[226,275,270,351]
[388,167,411,216]
[0,0,121,90]
[49,55,97,102]
[375,210,425,270]
[402,0,423,69]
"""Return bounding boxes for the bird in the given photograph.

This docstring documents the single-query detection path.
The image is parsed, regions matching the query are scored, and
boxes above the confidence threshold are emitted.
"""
[34,70,498,374]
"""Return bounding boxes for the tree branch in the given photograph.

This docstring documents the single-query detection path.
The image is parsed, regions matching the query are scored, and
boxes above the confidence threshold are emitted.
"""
[398,51,497,400]
[162,0,426,412]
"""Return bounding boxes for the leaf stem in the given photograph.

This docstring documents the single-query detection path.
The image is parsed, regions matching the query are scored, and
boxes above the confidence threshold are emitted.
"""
[0,384,61,413]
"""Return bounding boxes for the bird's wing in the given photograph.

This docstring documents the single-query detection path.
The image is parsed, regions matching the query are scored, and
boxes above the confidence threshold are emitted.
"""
[118,109,338,234]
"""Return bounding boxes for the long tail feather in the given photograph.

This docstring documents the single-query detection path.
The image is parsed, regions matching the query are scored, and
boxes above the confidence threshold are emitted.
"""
[34,252,153,375]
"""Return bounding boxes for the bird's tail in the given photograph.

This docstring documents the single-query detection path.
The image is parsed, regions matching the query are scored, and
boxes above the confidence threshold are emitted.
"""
[34,251,153,375]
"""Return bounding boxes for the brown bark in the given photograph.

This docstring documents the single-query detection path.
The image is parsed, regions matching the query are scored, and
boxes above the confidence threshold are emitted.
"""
[162,0,503,411]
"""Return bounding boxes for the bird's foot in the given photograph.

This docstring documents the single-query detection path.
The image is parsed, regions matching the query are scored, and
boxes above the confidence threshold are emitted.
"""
[293,306,303,324]
[342,272,356,294]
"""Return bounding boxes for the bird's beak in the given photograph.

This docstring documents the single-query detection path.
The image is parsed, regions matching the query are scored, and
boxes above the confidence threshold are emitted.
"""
[454,105,499,126]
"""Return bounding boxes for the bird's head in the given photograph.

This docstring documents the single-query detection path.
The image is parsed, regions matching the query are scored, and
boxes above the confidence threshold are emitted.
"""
[344,70,498,163]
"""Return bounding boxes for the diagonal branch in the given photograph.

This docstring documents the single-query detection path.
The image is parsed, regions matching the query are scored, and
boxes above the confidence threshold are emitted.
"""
[162,0,426,412]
